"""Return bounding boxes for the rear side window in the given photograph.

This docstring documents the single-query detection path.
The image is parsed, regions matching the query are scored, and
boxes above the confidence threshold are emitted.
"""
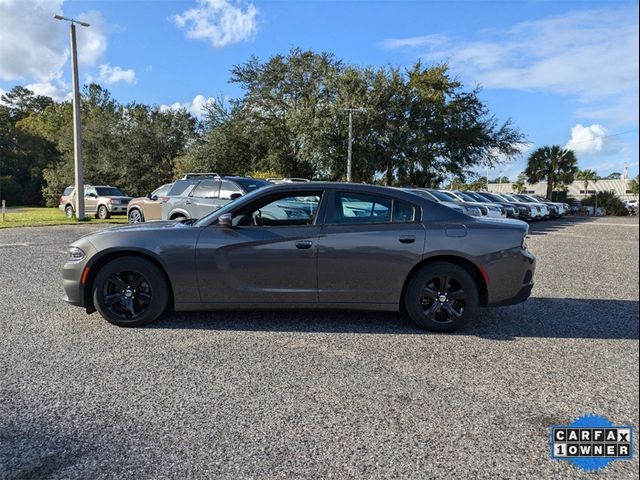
[63,187,74,196]
[191,180,220,199]
[392,200,416,223]
[332,192,391,223]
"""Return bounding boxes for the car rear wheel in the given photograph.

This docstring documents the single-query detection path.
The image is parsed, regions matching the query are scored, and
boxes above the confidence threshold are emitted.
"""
[171,214,187,221]
[92,256,168,327]
[403,262,478,332]
[128,208,143,223]
[65,205,74,218]
[97,205,110,219]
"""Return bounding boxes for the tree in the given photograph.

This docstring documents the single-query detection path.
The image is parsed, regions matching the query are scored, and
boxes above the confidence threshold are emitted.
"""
[512,172,527,193]
[576,169,599,211]
[605,172,622,180]
[524,146,578,199]
[630,175,639,197]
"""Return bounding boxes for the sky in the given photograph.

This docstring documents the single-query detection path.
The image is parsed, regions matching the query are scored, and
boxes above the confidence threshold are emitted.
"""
[0,0,638,180]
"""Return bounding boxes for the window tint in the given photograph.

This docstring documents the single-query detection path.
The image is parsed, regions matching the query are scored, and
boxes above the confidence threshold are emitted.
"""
[233,178,270,192]
[235,192,322,227]
[96,187,125,196]
[191,180,220,199]
[332,192,391,223]
[429,190,457,202]
[393,200,416,223]
[219,179,243,200]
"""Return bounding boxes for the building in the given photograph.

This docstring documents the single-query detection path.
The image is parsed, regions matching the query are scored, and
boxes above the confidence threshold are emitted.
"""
[487,179,637,202]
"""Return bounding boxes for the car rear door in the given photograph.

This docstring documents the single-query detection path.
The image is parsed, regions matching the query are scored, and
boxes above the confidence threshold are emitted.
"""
[84,187,98,214]
[189,180,222,218]
[196,190,324,304]
[317,190,425,305]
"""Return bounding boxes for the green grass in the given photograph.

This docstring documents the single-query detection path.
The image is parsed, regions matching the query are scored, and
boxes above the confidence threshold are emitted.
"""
[0,207,128,229]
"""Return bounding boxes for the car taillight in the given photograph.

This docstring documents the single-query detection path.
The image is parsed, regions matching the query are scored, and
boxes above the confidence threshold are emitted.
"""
[59,196,63,204]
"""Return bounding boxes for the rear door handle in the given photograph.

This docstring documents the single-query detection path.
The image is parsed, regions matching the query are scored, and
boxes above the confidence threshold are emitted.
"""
[399,235,416,244]
[185,201,192,205]
[295,240,313,249]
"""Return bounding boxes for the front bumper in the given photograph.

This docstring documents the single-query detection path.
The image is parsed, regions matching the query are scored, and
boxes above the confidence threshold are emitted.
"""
[62,241,97,310]
[108,204,128,214]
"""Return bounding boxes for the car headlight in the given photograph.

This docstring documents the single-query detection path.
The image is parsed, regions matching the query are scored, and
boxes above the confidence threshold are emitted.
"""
[68,246,85,263]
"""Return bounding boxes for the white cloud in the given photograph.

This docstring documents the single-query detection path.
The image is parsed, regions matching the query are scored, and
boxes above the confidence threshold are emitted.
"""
[0,0,67,81]
[75,10,108,67]
[380,34,447,50]
[565,124,611,156]
[383,6,639,125]
[160,94,216,117]
[173,0,258,48]
[25,78,70,101]
[94,64,136,85]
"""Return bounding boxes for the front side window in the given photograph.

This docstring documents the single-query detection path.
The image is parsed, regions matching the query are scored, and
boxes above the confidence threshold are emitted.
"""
[191,180,220,199]
[233,192,322,227]
[219,180,244,200]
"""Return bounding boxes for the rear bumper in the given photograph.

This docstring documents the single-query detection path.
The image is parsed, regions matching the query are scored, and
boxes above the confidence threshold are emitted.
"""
[485,248,536,306]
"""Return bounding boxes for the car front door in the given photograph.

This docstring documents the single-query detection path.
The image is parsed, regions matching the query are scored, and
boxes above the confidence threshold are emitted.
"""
[196,190,324,304]
[317,190,425,305]
[84,187,98,214]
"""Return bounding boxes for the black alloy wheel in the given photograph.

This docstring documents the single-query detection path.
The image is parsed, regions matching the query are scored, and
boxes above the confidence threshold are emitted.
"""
[93,256,168,327]
[404,262,478,332]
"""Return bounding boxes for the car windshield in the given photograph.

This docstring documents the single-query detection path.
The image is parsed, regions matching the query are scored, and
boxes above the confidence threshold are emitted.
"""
[233,178,271,192]
[429,190,457,202]
[409,190,437,201]
[152,184,172,197]
[472,192,494,202]
[96,187,125,196]
[453,191,477,202]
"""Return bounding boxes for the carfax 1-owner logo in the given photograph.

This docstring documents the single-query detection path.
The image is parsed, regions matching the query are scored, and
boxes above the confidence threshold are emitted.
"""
[551,414,634,472]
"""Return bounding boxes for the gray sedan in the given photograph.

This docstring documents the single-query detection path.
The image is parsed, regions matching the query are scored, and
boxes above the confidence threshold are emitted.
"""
[63,183,535,332]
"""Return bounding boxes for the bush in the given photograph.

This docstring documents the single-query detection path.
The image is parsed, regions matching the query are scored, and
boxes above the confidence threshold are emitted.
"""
[581,190,627,216]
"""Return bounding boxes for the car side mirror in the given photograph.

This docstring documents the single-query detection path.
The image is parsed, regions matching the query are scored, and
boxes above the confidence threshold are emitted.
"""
[150,195,158,201]
[230,193,242,200]
[87,193,97,198]
[218,213,233,227]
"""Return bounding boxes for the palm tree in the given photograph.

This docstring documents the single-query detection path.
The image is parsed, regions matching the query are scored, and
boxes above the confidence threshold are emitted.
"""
[525,146,578,199]
[577,169,599,211]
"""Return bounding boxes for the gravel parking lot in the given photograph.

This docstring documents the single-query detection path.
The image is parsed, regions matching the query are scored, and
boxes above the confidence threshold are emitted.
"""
[1,216,638,479]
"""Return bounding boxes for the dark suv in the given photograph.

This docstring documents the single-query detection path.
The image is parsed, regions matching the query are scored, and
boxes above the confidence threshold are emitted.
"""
[162,175,271,220]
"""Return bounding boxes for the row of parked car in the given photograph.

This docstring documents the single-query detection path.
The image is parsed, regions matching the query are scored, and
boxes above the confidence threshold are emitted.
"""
[59,174,567,223]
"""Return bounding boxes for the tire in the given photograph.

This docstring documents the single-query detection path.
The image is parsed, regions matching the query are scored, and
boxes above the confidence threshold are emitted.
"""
[65,205,74,218]
[97,205,110,219]
[92,256,169,327]
[171,214,187,221]
[403,262,479,332]
[128,208,143,224]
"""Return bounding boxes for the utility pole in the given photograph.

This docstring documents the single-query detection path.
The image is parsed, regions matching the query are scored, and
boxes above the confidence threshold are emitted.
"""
[54,15,90,220]
[344,108,367,182]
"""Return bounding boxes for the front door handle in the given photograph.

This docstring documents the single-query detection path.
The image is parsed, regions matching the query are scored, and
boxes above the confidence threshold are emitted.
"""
[185,201,192,205]
[295,240,313,249]
[399,235,416,244]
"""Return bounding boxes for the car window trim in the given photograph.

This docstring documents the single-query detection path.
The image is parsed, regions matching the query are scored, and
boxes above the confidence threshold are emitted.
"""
[324,189,420,226]
[222,189,327,228]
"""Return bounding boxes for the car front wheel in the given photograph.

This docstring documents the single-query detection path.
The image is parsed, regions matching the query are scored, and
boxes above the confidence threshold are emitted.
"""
[403,262,479,332]
[92,256,168,327]
[128,209,143,223]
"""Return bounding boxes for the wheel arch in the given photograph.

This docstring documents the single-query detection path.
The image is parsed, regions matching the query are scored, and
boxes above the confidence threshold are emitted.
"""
[169,209,190,220]
[83,249,175,313]
[401,254,489,307]
[128,206,144,220]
